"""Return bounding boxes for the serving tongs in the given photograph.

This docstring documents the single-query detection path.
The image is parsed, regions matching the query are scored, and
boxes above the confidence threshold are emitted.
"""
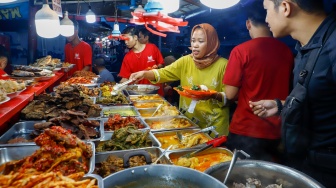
[180,136,227,158]
[176,126,216,141]
[111,79,134,95]
[223,149,250,185]
[152,145,173,165]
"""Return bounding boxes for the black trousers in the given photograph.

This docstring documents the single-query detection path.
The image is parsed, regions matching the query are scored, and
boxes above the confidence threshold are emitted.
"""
[225,133,282,162]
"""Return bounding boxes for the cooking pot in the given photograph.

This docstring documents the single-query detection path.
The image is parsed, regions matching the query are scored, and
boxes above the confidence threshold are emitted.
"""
[103,164,228,188]
[204,160,324,188]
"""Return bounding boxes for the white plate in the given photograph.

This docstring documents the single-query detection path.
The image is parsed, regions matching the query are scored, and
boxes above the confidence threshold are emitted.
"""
[0,97,10,105]
[79,83,98,87]
[35,74,55,81]
[7,87,26,99]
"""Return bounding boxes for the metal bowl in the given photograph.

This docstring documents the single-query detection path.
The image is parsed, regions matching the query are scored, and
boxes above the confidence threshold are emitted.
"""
[126,84,160,95]
[204,160,324,188]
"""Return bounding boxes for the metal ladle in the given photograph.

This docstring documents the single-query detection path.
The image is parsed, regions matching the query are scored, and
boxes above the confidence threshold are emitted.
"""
[223,149,250,185]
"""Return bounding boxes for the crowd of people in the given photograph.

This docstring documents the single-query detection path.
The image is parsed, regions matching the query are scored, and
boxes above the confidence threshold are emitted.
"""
[1,0,334,187]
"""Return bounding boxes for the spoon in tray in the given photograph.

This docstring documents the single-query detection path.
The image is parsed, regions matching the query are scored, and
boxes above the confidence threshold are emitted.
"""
[151,104,163,117]
[152,145,173,164]
[111,79,134,95]
[176,126,216,142]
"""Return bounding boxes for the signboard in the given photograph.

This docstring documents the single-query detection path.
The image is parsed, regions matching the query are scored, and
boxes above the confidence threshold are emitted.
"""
[52,0,62,17]
[0,1,29,20]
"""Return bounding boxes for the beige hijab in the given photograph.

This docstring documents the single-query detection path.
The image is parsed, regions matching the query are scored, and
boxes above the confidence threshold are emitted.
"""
[190,23,220,69]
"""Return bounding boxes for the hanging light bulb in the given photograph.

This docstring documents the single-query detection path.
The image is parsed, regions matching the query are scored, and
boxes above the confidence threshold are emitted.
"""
[159,0,179,13]
[86,5,96,23]
[35,1,60,38]
[0,0,17,3]
[60,11,74,37]
[200,0,240,9]
[144,0,163,13]
[111,2,121,37]
[134,5,146,13]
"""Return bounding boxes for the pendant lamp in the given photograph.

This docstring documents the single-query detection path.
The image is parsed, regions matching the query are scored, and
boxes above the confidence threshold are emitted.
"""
[35,1,60,38]
[144,0,163,13]
[111,2,121,37]
[86,5,96,23]
[60,11,74,37]
[200,0,240,9]
[159,0,179,13]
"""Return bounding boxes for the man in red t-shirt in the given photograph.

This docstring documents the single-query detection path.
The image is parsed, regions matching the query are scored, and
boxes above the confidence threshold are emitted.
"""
[222,3,294,161]
[119,27,164,96]
[64,21,92,77]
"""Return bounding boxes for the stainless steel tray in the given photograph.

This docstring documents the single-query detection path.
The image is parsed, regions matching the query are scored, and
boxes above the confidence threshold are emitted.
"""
[143,115,199,132]
[133,100,167,109]
[96,90,132,106]
[100,106,140,117]
[129,94,165,102]
[153,129,213,150]
[0,141,96,174]
[83,174,104,188]
[137,105,182,118]
[0,120,104,147]
[166,147,233,172]
[100,117,150,132]
[95,131,161,153]
[94,148,171,178]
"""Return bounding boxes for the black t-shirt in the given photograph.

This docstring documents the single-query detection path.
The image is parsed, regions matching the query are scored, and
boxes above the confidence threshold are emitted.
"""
[293,13,336,149]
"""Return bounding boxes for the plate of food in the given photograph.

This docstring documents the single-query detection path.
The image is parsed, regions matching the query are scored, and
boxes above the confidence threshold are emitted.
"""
[0,96,10,105]
[173,87,196,98]
[182,85,217,97]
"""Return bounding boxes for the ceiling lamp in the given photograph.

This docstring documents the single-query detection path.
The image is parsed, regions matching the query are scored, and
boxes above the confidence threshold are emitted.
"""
[86,5,96,23]
[35,1,60,38]
[200,0,240,9]
[60,11,74,37]
[110,1,121,39]
[0,0,17,3]
[144,0,163,13]
[159,0,179,13]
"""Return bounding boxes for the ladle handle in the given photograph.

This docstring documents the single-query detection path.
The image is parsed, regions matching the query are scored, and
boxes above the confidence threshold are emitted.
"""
[223,149,250,185]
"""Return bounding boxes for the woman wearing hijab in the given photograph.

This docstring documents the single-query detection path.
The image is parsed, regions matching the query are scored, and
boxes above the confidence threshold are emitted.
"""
[130,23,229,136]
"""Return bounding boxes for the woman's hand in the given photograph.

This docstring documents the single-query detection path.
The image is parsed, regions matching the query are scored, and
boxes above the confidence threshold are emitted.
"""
[129,71,146,83]
[249,100,278,117]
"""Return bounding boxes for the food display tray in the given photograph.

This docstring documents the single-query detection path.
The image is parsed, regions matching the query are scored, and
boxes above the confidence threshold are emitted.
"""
[94,148,172,178]
[153,128,213,150]
[0,141,96,174]
[100,106,140,117]
[133,100,167,109]
[100,117,150,133]
[95,131,161,152]
[143,115,199,132]
[0,120,104,147]
[83,174,104,188]
[137,106,182,118]
[129,94,165,102]
[96,90,132,106]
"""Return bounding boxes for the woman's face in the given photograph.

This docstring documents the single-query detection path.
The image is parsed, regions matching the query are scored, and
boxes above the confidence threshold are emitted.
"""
[123,34,137,49]
[191,28,207,58]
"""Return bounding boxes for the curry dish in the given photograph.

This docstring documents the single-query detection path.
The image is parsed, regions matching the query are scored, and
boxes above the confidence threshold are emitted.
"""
[156,133,210,149]
[171,152,232,172]
[147,118,194,130]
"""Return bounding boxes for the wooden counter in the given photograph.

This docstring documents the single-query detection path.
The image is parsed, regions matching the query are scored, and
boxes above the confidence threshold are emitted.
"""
[0,72,64,132]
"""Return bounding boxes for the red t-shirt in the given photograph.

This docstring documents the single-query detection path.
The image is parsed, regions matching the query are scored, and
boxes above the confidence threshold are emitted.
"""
[223,37,294,139]
[64,41,92,76]
[119,43,165,96]
[0,69,9,80]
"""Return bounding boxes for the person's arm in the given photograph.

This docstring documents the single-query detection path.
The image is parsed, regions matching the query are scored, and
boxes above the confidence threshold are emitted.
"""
[249,99,285,117]
[225,85,239,101]
[129,70,155,83]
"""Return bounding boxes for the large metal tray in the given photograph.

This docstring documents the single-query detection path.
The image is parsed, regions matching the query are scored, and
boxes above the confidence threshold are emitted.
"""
[94,148,171,178]
[83,174,104,188]
[0,120,104,147]
[137,105,182,118]
[100,106,140,118]
[143,115,199,132]
[153,129,213,150]
[166,147,233,172]
[0,141,96,174]
[133,100,167,109]
[96,90,132,106]
[129,94,165,102]
[95,131,161,153]
[100,117,150,132]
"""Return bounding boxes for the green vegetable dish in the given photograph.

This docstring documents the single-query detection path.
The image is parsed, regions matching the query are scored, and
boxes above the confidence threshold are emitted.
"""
[176,85,184,91]
[191,85,200,90]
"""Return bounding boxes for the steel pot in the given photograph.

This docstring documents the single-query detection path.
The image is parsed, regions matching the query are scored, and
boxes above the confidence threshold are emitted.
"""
[204,160,324,188]
[103,164,228,188]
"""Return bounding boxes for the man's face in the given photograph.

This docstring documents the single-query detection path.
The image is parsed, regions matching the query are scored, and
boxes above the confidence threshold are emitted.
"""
[263,0,288,38]
[123,33,137,49]
[0,57,7,70]
[138,32,148,44]
[66,30,78,42]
